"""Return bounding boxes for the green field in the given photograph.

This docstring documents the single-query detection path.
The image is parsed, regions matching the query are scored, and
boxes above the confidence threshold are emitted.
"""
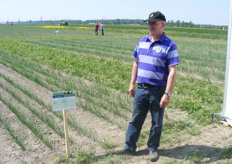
[0,24,231,163]
[0,24,226,122]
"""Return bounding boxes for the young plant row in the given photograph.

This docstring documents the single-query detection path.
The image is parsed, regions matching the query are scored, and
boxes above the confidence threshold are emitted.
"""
[0,89,53,150]
[0,113,25,151]
[175,37,227,81]
[0,73,65,139]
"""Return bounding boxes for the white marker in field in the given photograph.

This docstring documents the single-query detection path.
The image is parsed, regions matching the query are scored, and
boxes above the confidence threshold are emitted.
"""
[52,91,76,158]
[222,0,232,126]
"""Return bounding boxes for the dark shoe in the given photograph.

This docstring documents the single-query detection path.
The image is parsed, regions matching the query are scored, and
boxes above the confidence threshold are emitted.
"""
[114,148,135,155]
[149,151,159,162]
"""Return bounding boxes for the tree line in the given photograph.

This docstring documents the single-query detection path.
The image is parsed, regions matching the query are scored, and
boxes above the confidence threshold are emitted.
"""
[5,19,226,29]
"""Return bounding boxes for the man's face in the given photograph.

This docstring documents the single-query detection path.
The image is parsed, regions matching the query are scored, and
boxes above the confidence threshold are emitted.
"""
[148,20,164,35]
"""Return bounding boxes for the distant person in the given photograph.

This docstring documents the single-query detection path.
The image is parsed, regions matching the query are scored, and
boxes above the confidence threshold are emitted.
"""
[95,23,99,35]
[115,11,180,162]
[100,23,104,35]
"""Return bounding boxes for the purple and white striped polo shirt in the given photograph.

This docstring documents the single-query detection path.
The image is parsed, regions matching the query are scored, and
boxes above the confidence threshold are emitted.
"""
[132,33,180,86]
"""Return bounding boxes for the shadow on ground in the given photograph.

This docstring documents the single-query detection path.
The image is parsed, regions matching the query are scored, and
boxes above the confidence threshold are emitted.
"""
[136,144,230,163]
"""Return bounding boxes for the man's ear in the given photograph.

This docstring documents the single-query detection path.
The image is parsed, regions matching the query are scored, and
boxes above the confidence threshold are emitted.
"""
[162,21,166,28]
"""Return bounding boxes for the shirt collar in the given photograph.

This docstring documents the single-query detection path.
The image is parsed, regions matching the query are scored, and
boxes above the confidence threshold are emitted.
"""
[147,32,166,43]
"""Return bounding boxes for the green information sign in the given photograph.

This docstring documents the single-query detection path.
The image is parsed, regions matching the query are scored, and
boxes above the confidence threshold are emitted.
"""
[52,91,76,111]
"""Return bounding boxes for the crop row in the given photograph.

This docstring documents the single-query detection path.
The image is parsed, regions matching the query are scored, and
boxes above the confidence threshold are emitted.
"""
[0,81,54,150]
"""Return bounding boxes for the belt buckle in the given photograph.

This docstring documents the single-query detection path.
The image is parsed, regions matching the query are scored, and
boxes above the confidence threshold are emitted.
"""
[142,83,148,88]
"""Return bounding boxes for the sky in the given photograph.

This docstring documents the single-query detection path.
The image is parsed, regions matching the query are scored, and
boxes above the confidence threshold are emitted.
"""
[0,0,230,25]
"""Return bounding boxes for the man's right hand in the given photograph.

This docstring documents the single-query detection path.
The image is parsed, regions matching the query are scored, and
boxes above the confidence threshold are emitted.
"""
[129,84,135,97]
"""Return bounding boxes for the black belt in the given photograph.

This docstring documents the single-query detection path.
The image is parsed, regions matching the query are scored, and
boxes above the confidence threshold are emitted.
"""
[138,83,156,88]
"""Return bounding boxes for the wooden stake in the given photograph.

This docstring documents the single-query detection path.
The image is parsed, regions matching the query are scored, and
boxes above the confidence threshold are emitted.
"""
[63,110,70,158]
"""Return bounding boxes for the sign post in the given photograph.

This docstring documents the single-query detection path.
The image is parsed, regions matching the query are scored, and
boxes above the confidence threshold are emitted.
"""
[52,91,76,158]
[63,110,70,158]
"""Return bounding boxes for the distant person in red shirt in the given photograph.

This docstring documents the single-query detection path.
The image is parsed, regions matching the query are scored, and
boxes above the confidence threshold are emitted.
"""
[95,23,99,35]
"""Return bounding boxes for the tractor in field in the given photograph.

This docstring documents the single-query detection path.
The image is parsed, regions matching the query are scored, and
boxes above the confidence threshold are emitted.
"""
[60,20,68,26]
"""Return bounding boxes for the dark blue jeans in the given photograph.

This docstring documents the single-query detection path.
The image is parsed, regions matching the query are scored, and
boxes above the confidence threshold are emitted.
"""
[124,85,165,152]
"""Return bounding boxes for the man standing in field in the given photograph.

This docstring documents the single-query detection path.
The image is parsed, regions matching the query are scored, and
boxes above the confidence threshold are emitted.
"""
[100,23,104,35]
[95,23,99,35]
[115,11,180,162]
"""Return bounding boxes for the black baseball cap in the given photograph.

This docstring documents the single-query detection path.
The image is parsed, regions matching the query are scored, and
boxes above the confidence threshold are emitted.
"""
[143,11,166,22]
